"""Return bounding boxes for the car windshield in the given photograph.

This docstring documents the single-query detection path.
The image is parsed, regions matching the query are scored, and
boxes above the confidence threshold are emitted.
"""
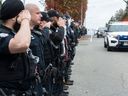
[108,25,128,32]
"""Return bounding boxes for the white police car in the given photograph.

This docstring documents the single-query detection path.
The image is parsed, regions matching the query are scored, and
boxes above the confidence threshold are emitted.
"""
[104,22,128,51]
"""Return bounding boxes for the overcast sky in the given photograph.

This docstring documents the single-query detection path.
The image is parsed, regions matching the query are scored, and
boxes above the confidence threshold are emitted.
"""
[24,0,46,11]
[23,0,126,30]
[2,0,126,30]
[85,0,126,30]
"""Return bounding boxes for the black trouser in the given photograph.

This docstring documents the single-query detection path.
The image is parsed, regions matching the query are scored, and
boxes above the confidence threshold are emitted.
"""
[52,70,63,96]
[0,88,33,96]
[0,77,44,96]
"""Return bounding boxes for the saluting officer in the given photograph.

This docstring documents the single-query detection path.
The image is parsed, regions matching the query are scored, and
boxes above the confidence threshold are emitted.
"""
[0,0,31,95]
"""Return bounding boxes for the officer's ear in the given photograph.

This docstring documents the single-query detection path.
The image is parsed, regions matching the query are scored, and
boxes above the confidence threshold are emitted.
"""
[11,16,17,22]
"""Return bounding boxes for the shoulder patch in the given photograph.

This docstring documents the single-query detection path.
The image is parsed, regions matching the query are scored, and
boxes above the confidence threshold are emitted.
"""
[0,33,9,38]
[31,35,35,39]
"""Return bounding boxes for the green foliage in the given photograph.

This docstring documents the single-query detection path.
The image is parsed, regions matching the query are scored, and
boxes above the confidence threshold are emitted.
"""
[107,9,125,24]
[115,9,125,21]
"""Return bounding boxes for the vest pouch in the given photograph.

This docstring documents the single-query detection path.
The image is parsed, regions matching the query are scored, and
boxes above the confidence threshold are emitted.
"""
[0,54,26,81]
[23,49,39,80]
[0,54,32,90]
[0,50,38,90]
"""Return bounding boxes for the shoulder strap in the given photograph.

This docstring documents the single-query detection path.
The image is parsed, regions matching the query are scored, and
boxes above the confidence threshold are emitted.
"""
[33,30,42,36]
[0,26,16,36]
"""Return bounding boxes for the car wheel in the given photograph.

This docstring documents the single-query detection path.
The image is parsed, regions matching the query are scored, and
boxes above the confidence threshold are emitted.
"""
[104,42,107,48]
[107,42,112,51]
[107,46,112,51]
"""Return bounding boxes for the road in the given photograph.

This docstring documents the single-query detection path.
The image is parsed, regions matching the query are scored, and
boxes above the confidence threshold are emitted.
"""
[68,37,128,96]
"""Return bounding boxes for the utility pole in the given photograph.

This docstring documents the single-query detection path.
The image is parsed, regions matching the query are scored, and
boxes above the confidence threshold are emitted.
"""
[51,0,54,9]
[81,0,86,26]
[81,0,83,26]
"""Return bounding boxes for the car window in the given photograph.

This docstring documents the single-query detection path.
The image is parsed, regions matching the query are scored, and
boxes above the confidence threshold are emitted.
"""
[108,25,128,32]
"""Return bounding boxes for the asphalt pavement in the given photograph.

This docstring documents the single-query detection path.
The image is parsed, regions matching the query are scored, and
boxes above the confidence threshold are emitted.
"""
[68,37,128,96]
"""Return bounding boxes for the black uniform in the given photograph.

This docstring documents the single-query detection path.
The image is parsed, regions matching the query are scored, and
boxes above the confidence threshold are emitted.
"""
[0,24,34,95]
[29,30,46,96]
[30,30,45,72]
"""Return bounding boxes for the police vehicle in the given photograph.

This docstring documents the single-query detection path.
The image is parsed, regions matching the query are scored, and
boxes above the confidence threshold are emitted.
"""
[104,21,128,51]
[96,27,106,38]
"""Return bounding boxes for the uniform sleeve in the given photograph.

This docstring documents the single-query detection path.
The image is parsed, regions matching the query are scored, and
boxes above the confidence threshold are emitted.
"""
[43,27,50,38]
[50,27,64,45]
[0,33,13,54]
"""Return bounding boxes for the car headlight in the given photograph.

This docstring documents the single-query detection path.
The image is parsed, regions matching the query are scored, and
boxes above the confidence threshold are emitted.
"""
[108,34,118,39]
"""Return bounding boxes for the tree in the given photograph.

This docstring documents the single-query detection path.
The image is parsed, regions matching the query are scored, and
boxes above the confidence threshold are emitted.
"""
[114,9,125,21]
[45,0,88,25]
[107,9,125,24]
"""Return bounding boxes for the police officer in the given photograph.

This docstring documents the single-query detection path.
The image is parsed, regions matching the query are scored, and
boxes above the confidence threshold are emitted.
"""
[47,9,67,96]
[36,12,52,94]
[25,3,46,96]
[0,0,31,95]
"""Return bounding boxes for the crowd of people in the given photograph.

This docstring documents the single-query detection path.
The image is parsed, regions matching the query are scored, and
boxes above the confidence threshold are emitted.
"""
[0,0,87,96]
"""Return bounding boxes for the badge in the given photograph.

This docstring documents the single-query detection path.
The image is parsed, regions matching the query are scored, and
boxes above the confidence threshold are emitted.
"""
[0,33,9,38]
[31,35,35,39]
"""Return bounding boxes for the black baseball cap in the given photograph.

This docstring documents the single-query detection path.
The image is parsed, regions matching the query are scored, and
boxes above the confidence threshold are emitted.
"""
[47,9,60,18]
[0,0,24,20]
[41,12,51,22]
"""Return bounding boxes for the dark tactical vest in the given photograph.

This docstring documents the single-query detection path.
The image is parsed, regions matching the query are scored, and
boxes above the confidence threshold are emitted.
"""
[0,27,37,90]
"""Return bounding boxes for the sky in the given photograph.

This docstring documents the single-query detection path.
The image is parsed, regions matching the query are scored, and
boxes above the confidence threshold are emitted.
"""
[24,0,46,11]
[1,0,126,30]
[85,0,126,30]
[22,0,126,30]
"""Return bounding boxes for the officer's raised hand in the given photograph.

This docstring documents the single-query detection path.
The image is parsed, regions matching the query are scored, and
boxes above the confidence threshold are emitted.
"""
[57,17,66,27]
[17,10,31,24]
[9,10,31,53]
